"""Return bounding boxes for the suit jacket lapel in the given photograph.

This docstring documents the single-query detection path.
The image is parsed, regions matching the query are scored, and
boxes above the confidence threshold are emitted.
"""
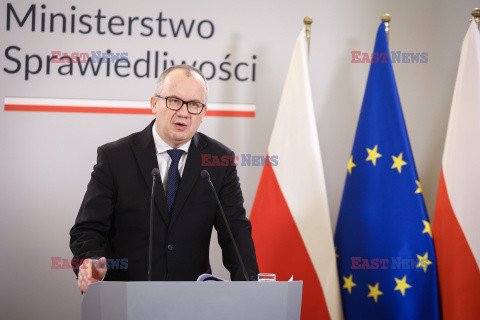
[131,120,170,226]
[170,133,206,227]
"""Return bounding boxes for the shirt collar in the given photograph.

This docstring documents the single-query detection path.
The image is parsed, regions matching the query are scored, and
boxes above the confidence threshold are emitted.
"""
[152,121,191,154]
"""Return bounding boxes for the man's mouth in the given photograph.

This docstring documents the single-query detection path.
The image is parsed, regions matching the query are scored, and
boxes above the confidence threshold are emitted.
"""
[174,122,187,130]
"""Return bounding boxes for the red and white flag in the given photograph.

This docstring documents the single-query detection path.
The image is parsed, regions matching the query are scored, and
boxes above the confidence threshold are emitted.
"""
[250,28,343,320]
[433,21,480,319]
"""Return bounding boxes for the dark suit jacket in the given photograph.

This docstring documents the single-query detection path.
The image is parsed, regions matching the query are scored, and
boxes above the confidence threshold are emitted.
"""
[70,120,258,281]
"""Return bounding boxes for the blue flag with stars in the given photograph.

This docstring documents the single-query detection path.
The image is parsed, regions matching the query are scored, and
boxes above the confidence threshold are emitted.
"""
[334,22,440,319]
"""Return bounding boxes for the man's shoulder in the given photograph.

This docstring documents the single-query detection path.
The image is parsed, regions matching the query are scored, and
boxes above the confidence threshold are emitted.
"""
[99,122,152,154]
[195,132,235,156]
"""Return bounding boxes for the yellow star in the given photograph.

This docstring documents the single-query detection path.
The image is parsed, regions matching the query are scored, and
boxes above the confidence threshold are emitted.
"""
[366,145,382,166]
[367,282,383,303]
[394,276,412,296]
[347,156,356,175]
[416,252,433,273]
[422,220,433,238]
[335,246,339,258]
[415,180,422,194]
[391,152,407,173]
[342,274,357,294]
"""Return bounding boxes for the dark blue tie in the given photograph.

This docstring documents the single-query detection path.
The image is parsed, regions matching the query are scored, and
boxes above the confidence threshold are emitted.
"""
[166,149,184,213]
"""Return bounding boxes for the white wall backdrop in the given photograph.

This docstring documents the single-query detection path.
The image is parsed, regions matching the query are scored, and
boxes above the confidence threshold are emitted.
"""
[0,0,477,318]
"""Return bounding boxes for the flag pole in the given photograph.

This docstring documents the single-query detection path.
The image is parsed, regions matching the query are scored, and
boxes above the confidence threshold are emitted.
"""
[304,16,312,56]
[471,8,480,29]
[382,13,391,45]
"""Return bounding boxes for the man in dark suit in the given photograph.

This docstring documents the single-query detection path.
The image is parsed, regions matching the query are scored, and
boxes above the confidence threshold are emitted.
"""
[70,65,258,292]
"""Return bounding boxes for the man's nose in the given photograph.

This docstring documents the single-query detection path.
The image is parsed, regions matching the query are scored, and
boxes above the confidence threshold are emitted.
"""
[176,103,189,116]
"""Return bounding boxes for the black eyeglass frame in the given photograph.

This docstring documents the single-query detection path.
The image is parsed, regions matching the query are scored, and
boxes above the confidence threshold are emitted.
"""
[155,95,206,115]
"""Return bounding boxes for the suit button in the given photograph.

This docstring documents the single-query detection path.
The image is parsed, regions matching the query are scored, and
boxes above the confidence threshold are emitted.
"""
[167,245,173,251]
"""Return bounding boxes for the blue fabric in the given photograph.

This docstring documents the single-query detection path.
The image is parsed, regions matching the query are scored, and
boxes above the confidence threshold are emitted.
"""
[166,149,184,213]
[334,22,440,320]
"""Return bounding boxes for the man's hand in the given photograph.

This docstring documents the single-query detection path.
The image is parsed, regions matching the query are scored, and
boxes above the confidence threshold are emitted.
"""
[77,257,107,293]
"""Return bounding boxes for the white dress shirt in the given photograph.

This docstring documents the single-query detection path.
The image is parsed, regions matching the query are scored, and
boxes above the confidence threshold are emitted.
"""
[151,122,190,193]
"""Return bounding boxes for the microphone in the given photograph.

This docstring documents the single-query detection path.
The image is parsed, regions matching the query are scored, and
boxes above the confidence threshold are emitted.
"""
[200,170,250,281]
[148,168,160,281]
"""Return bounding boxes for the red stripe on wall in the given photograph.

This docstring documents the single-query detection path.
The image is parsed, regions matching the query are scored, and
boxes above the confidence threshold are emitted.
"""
[205,110,255,117]
[5,104,151,114]
[250,163,331,320]
[4,104,255,118]
[433,169,480,320]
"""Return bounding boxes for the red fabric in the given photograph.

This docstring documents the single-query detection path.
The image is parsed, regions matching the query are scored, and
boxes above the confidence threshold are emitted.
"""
[433,169,480,320]
[250,163,330,320]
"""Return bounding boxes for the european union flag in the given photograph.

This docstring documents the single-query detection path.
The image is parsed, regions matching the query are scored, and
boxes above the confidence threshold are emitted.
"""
[334,22,440,319]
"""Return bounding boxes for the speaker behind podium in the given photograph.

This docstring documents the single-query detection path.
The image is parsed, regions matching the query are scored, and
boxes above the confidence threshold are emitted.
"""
[82,281,303,320]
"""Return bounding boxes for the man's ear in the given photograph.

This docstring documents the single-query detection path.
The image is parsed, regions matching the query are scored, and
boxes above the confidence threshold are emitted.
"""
[150,97,157,114]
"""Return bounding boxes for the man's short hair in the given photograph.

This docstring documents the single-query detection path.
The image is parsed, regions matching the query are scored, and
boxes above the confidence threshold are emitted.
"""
[154,65,209,103]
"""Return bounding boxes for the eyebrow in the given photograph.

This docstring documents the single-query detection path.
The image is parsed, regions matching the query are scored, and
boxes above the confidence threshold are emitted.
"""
[168,95,203,103]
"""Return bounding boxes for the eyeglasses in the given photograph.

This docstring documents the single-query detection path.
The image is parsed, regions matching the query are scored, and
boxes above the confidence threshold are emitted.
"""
[155,95,206,115]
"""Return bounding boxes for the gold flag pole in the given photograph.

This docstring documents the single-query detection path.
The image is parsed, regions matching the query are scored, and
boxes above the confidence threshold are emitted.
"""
[304,16,313,55]
[382,14,391,45]
[472,8,480,29]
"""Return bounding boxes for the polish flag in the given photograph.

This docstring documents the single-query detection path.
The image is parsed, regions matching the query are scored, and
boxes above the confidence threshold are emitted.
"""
[250,28,343,320]
[433,22,480,320]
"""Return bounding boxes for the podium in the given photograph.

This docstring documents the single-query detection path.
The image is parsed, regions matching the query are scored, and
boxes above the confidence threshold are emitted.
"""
[82,281,303,320]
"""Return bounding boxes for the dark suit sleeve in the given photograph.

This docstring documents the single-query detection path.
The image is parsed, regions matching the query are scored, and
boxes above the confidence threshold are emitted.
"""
[69,146,116,275]
[214,151,259,281]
